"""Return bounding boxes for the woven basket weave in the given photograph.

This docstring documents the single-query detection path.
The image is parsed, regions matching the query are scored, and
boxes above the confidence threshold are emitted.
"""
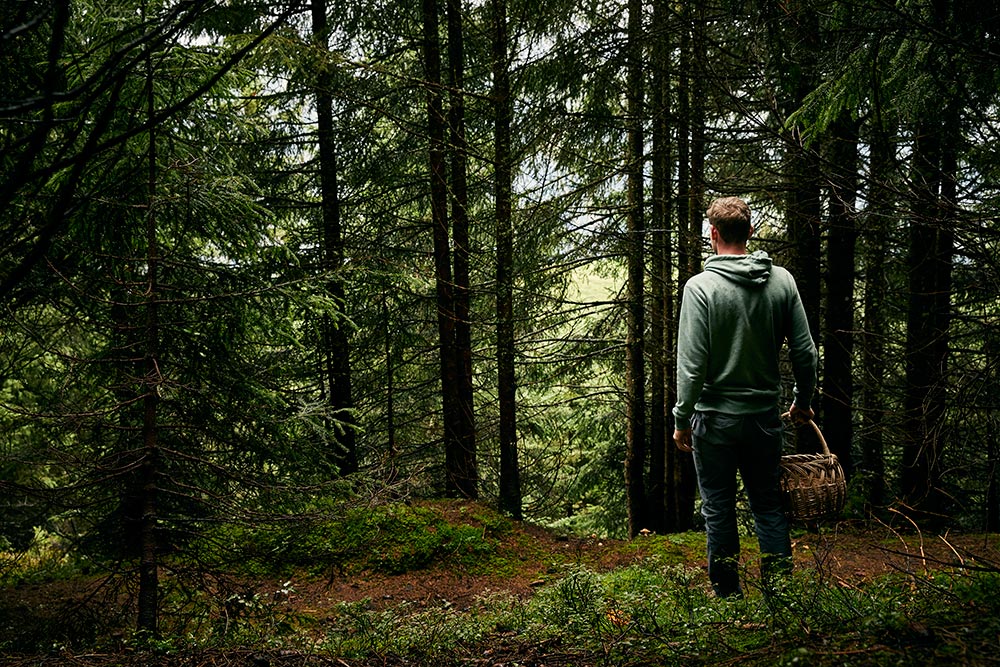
[780,416,846,521]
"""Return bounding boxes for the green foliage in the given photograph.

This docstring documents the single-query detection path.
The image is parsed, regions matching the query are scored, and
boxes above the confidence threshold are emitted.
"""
[319,600,494,662]
[5,509,1000,664]
[532,566,605,633]
[615,565,985,664]
[0,528,83,587]
[625,532,708,566]
[292,559,1000,666]
[208,501,508,578]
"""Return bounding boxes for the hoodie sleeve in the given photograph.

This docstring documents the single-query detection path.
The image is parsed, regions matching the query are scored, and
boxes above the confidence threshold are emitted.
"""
[672,280,709,431]
[785,275,818,410]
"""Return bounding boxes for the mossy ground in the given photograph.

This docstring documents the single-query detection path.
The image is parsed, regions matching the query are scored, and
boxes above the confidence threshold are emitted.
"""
[2,500,999,666]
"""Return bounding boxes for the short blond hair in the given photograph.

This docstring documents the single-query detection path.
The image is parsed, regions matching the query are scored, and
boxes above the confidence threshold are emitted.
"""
[706,197,751,244]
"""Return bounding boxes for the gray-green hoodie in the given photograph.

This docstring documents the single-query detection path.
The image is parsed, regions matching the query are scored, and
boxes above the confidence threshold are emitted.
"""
[672,250,817,431]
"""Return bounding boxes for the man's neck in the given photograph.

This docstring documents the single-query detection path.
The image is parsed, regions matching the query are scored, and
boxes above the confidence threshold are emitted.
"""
[714,243,747,256]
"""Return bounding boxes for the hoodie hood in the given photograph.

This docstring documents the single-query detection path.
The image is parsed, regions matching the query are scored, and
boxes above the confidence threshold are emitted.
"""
[703,249,772,287]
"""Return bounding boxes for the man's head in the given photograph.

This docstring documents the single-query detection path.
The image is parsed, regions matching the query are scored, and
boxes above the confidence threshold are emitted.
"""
[707,197,752,246]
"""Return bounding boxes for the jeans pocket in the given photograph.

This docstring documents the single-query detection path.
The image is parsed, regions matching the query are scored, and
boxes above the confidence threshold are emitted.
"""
[691,411,705,437]
[694,411,742,444]
[753,411,783,438]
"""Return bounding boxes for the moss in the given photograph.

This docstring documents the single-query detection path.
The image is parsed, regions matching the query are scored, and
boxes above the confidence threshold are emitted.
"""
[218,500,509,577]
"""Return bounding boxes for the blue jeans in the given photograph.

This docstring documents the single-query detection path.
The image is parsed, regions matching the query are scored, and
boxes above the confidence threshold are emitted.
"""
[691,409,791,597]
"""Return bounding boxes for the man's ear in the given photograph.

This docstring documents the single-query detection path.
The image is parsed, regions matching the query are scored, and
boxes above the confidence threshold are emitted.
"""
[748,224,754,239]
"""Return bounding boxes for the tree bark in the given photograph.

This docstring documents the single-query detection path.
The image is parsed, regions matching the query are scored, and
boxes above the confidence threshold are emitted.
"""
[313,0,358,475]
[671,4,698,532]
[647,0,670,534]
[446,0,478,499]
[822,112,858,480]
[423,0,463,497]
[860,113,891,511]
[137,37,159,636]
[687,11,705,282]
[624,0,647,539]
[774,1,821,452]
[493,0,520,518]
[902,114,955,520]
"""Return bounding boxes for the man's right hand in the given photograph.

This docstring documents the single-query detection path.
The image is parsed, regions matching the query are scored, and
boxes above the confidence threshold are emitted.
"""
[788,404,814,424]
[673,428,693,452]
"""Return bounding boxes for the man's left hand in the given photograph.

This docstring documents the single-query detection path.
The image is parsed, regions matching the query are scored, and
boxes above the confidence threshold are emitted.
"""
[673,429,693,452]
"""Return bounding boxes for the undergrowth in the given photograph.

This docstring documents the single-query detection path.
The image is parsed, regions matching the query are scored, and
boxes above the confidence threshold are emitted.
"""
[2,501,999,666]
[299,561,1000,666]
[193,499,514,578]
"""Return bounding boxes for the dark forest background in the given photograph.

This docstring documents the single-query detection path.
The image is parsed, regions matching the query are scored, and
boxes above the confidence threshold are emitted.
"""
[2,0,999,638]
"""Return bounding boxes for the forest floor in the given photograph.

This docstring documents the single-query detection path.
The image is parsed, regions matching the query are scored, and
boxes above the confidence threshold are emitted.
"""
[296,509,1000,616]
[3,502,1000,666]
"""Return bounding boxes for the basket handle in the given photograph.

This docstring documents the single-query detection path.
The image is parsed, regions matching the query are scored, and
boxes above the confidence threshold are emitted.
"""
[780,412,831,456]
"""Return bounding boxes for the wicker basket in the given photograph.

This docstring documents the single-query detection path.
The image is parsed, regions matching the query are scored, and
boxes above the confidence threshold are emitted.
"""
[779,416,846,521]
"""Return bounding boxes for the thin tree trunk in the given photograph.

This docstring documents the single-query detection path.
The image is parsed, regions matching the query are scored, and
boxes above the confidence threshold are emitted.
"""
[138,357,159,636]
[902,114,955,520]
[672,5,697,532]
[423,0,462,496]
[988,417,1000,531]
[778,3,821,453]
[786,159,821,455]
[687,9,704,281]
[624,0,647,539]
[860,114,891,511]
[383,290,399,486]
[137,36,159,635]
[446,0,478,499]
[313,0,357,475]
[676,15,690,286]
[647,0,670,535]
[822,113,858,479]
[493,0,520,518]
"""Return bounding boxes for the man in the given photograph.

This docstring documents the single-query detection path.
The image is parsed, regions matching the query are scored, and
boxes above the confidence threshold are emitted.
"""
[673,196,817,598]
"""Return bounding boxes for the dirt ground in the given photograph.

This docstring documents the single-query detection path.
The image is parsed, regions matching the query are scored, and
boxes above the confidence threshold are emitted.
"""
[2,511,999,666]
[6,518,999,622]
[289,519,1000,615]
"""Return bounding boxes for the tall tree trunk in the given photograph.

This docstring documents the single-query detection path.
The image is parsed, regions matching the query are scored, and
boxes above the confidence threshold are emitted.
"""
[137,37,159,636]
[902,113,955,520]
[624,0,647,539]
[785,157,821,453]
[687,9,705,281]
[860,112,891,511]
[988,440,1000,532]
[382,291,399,486]
[492,0,520,518]
[423,0,462,497]
[677,3,704,277]
[822,113,858,479]
[776,1,821,453]
[313,0,358,475]
[671,4,698,532]
[784,8,822,344]
[446,0,478,499]
[676,14,691,285]
[647,0,670,534]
